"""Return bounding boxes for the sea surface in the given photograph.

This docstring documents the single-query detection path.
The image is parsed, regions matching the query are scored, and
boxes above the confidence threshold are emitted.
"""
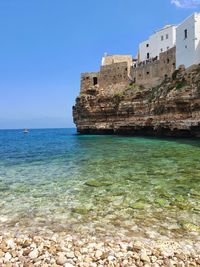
[0,128,200,241]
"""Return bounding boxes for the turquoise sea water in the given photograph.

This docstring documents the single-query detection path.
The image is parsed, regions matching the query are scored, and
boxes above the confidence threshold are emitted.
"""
[0,128,200,241]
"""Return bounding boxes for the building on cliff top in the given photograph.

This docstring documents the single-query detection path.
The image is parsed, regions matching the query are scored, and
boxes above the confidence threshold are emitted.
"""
[176,12,200,69]
[80,13,200,94]
[138,24,176,62]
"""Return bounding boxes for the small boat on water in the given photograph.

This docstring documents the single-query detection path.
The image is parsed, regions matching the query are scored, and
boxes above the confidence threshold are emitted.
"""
[23,128,29,134]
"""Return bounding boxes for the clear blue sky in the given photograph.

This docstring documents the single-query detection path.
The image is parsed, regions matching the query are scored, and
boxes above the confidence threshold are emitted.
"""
[0,0,199,129]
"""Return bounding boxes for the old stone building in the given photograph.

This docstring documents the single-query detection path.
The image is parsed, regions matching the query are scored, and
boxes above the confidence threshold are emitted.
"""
[131,47,176,88]
[80,13,200,95]
[81,47,176,94]
[81,55,132,95]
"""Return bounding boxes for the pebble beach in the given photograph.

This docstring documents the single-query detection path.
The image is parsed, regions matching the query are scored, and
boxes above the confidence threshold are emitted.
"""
[0,232,200,266]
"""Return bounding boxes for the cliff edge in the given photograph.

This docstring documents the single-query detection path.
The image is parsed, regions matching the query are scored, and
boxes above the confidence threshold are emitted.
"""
[73,65,200,137]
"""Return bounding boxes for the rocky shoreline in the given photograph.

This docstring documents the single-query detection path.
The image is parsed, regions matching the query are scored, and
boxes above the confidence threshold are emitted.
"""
[0,232,200,266]
[73,65,200,138]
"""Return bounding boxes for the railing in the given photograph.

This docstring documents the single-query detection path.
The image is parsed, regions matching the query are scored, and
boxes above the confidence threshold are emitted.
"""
[133,56,159,68]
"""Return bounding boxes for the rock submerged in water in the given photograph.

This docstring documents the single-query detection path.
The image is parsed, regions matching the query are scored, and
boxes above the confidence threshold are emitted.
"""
[155,198,170,207]
[180,221,200,232]
[85,178,113,187]
[71,207,91,215]
[129,202,146,210]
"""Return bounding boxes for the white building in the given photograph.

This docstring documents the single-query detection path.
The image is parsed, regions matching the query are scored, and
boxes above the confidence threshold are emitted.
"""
[139,25,176,62]
[176,12,200,69]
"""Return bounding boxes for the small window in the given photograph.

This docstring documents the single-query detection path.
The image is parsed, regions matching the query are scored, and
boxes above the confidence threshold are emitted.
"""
[184,29,188,39]
[166,34,169,39]
[147,53,150,59]
[146,71,149,75]
[93,77,98,85]
[185,45,187,49]
[146,43,149,47]
[161,35,164,41]
[167,58,169,63]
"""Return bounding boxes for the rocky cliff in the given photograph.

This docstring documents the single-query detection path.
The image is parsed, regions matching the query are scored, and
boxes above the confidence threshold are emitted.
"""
[73,65,200,137]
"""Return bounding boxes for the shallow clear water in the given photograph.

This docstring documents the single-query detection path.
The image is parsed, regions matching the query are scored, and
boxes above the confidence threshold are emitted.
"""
[0,128,200,241]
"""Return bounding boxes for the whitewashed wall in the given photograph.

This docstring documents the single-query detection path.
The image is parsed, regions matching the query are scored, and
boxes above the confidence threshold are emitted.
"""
[176,14,195,68]
[139,25,176,62]
[194,13,200,66]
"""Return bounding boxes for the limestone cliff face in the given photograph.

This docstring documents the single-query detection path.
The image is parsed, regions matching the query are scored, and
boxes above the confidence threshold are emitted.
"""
[73,65,200,137]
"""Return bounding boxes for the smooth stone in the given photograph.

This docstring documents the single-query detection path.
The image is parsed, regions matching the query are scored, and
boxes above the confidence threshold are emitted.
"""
[140,252,150,263]
[28,249,39,259]
[4,252,12,261]
[0,216,8,223]
[66,251,75,259]
[151,256,157,263]
[95,250,103,258]
[56,253,67,265]
[133,241,143,251]
[80,247,88,254]
[108,255,115,261]
[6,239,15,249]
[85,179,113,187]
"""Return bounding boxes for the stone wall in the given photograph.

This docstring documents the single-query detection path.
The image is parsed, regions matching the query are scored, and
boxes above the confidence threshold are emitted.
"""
[102,55,132,67]
[80,62,131,95]
[80,72,99,93]
[80,48,176,95]
[99,62,130,94]
[131,47,176,88]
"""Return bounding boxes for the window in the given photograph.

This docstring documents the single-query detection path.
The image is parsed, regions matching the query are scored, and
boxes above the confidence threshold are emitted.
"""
[184,29,188,39]
[93,77,98,85]
[146,43,149,47]
[161,35,164,41]
[167,58,169,64]
[146,72,149,75]
[166,34,169,39]
[147,53,150,59]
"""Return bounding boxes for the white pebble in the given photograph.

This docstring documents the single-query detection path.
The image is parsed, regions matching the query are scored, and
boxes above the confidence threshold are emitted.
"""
[95,250,103,258]
[28,249,39,259]
[4,252,12,261]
